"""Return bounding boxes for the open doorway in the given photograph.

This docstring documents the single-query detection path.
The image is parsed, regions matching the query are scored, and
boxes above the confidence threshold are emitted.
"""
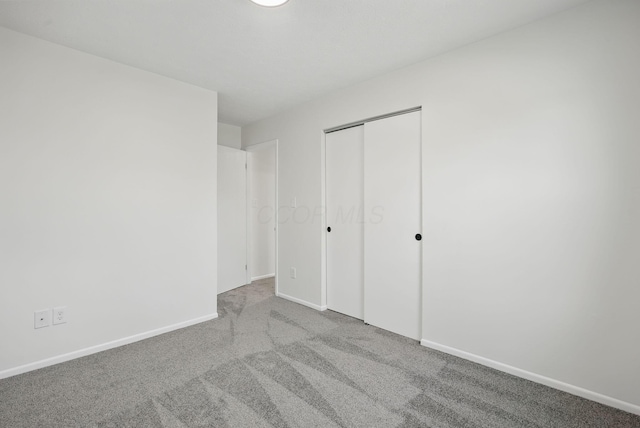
[246,140,278,294]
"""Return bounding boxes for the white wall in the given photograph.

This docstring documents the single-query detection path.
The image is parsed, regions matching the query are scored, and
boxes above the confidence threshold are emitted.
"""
[248,145,276,280]
[243,0,640,413]
[0,27,218,376]
[218,123,242,149]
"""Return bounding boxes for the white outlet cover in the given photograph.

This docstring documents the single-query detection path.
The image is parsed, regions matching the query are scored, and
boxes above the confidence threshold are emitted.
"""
[53,306,67,325]
[34,309,51,329]
[290,267,296,279]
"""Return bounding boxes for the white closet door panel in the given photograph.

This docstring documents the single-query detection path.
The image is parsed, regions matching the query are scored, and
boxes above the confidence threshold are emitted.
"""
[364,111,421,340]
[218,146,247,294]
[326,125,364,319]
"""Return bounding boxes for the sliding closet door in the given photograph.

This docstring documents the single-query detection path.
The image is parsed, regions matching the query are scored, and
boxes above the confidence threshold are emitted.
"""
[218,146,248,294]
[364,111,421,340]
[326,126,364,319]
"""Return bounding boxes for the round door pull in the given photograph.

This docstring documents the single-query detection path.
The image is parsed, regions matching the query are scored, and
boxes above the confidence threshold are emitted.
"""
[327,227,332,232]
[415,234,422,241]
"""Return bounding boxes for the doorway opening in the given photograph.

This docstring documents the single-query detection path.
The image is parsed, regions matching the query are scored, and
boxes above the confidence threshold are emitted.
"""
[246,140,278,295]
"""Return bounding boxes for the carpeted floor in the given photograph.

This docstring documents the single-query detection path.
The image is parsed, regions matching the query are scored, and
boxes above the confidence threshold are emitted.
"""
[1,277,638,427]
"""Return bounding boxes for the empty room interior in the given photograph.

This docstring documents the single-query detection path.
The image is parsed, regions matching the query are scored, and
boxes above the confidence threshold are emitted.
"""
[1,0,639,427]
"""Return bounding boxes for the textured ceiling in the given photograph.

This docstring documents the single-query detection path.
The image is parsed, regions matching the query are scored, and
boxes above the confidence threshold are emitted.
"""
[0,0,590,126]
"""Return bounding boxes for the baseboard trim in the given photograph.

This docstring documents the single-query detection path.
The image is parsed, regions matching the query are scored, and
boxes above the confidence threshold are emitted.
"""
[420,339,640,416]
[251,273,275,281]
[276,292,327,311]
[0,312,219,380]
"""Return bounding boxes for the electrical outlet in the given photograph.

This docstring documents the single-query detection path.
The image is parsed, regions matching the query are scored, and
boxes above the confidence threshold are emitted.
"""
[290,267,296,279]
[53,306,67,325]
[34,309,51,329]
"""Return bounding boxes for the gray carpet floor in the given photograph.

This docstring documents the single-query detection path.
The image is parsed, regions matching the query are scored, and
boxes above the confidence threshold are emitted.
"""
[1,277,639,427]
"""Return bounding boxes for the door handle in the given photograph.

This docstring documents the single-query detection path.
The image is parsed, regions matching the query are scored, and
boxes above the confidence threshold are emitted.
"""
[415,234,422,241]
[327,227,332,232]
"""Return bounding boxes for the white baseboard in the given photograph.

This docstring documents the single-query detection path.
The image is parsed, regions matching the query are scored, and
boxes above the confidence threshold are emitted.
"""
[251,273,275,281]
[420,339,640,416]
[276,292,327,311]
[0,313,219,380]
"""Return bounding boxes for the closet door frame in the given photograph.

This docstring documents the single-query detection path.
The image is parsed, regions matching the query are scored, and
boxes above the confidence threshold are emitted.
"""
[321,107,423,340]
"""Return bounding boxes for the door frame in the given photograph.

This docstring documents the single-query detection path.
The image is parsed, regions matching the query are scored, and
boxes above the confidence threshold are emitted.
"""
[245,139,279,295]
[321,107,424,339]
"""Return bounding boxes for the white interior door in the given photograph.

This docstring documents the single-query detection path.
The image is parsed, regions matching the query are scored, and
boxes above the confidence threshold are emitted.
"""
[326,125,364,319]
[364,111,421,339]
[217,146,247,294]
[247,145,276,281]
